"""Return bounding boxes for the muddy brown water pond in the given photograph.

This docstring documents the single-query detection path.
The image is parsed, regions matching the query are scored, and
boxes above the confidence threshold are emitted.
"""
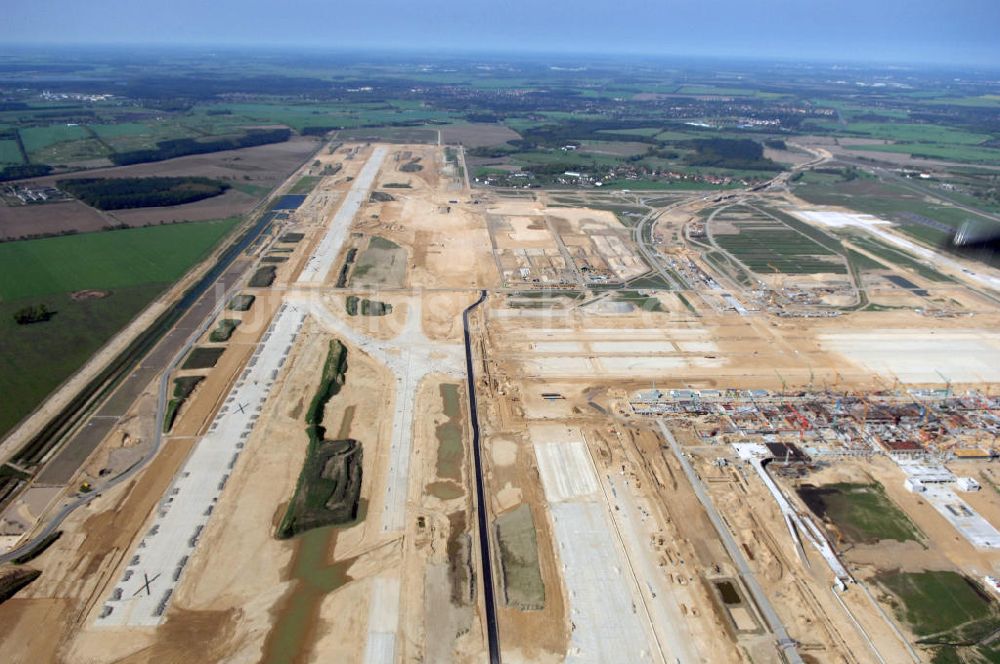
[435,384,464,482]
[427,480,465,500]
[261,526,356,664]
[714,579,742,605]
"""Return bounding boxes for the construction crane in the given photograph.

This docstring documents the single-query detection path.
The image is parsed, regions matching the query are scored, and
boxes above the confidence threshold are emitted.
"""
[774,369,787,394]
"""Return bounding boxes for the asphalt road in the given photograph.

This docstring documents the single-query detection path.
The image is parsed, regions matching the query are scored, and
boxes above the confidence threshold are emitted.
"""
[462,290,501,664]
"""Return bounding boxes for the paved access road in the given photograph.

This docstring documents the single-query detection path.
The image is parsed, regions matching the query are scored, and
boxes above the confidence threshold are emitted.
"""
[657,420,804,664]
[462,291,502,664]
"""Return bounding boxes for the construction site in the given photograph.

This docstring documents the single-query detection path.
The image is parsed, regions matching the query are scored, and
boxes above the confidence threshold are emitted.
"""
[1,136,1000,664]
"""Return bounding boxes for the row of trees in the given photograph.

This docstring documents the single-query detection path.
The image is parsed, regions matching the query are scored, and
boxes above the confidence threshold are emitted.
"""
[0,164,52,182]
[110,128,292,166]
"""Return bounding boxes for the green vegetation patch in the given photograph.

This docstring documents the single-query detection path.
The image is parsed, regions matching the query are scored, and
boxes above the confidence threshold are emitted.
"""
[278,340,363,539]
[278,438,363,539]
[12,303,55,325]
[111,128,291,166]
[878,570,1000,663]
[0,284,161,438]
[58,177,229,210]
[0,568,42,604]
[0,220,237,437]
[228,293,255,311]
[349,236,406,288]
[288,176,321,195]
[683,138,781,171]
[10,530,62,565]
[713,207,849,275]
[0,164,53,182]
[163,375,204,432]
[807,120,991,146]
[0,219,238,301]
[612,290,665,311]
[798,482,920,544]
[208,318,240,342]
[249,265,277,288]
[181,346,226,370]
[344,295,392,317]
[0,140,23,165]
[435,384,464,482]
[19,124,89,154]
[845,142,1000,165]
[715,230,846,274]
[495,504,545,610]
[849,237,952,283]
[793,179,994,247]
[368,236,401,250]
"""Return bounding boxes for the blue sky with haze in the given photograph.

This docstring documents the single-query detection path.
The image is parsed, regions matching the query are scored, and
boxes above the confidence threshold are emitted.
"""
[5,0,999,66]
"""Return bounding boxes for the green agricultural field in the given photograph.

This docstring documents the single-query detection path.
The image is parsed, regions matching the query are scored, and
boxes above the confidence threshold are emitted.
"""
[878,570,1000,663]
[793,179,997,243]
[18,124,90,154]
[577,140,650,157]
[677,85,756,96]
[807,121,992,145]
[88,122,199,152]
[0,140,24,165]
[510,149,622,169]
[595,127,661,137]
[916,95,1000,108]
[601,179,737,191]
[798,483,920,544]
[0,219,238,436]
[0,219,237,300]
[795,170,844,185]
[336,125,440,143]
[206,102,456,132]
[0,284,164,438]
[714,213,847,274]
[847,237,953,282]
[846,142,1000,164]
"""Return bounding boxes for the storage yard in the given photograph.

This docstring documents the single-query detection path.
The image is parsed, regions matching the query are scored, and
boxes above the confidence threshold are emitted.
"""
[2,137,1000,664]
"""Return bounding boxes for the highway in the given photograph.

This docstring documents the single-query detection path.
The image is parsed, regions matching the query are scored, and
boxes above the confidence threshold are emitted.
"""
[462,290,501,664]
[657,419,805,664]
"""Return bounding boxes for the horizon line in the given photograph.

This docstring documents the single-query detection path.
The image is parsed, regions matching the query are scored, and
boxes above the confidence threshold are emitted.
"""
[1,41,998,72]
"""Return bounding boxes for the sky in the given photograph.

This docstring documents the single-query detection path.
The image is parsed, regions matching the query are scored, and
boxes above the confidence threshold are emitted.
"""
[5,0,1000,67]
